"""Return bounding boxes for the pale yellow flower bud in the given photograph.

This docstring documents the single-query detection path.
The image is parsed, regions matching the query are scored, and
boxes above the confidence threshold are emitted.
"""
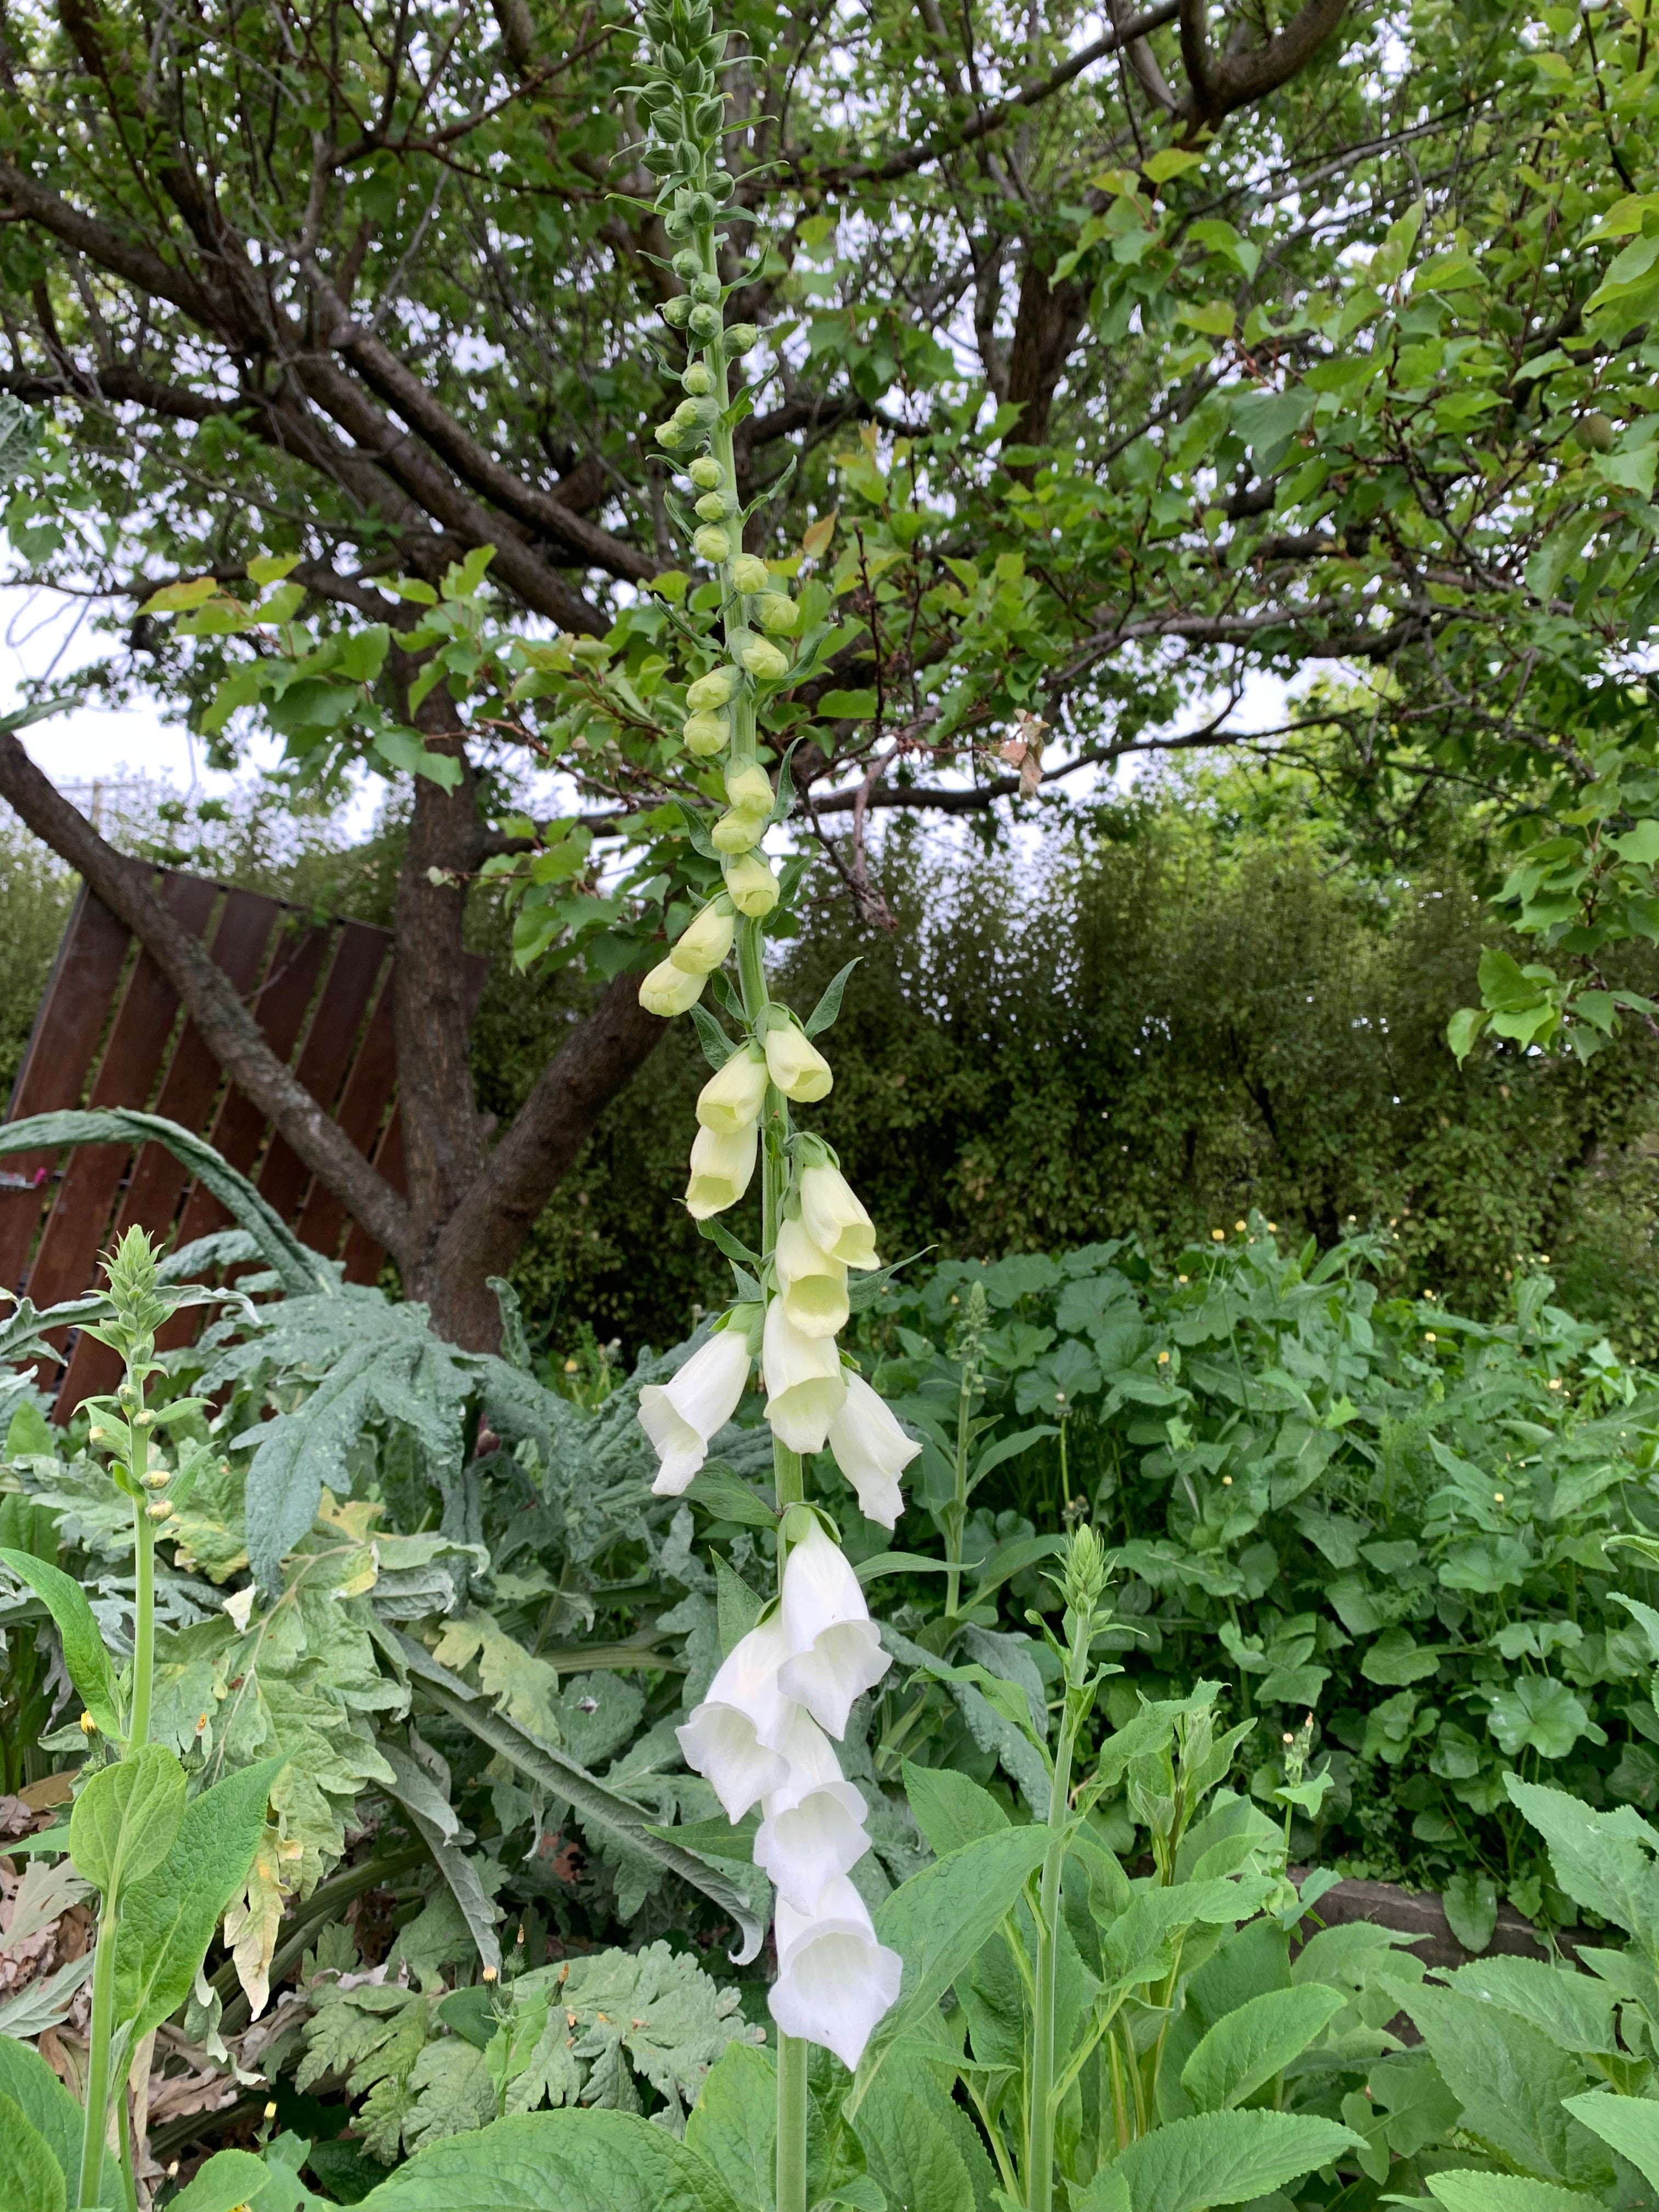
[683,711,730,756]
[671,901,737,975]
[640,958,707,1017]
[738,635,789,681]
[712,808,768,854]
[730,554,770,594]
[755,594,799,634]
[693,524,732,563]
[690,456,724,489]
[697,1044,768,1133]
[686,668,737,711]
[725,851,779,916]
[775,1215,849,1339]
[798,1161,879,1268]
[686,1120,759,1218]
[725,760,774,812]
[765,1023,832,1103]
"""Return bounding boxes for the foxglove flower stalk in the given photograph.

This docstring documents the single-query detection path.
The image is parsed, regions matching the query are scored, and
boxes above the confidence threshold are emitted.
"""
[769,1877,904,2070]
[828,1372,922,1530]
[778,1516,891,1736]
[629,0,905,2145]
[637,1316,755,1495]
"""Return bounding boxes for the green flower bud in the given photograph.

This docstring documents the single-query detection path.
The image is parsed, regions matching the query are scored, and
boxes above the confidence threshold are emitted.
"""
[755,593,799,633]
[712,806,768,854]
[661,295,693,328]
[682,362,714,396]
[654,420,687,449]
[737,634,788,681]
[724,850,779,915]
[730,554,769,593]
[687,302,723,343]
[664,210,696,241]
[686,667,737,710]
[695,490,734,521]
[690,456,725,490]
[693,523,732,563]
[691,272,722,304]
[725,759,774,811]
[724,322,758,354]
[672,247,703,279]
[683,710,730,755]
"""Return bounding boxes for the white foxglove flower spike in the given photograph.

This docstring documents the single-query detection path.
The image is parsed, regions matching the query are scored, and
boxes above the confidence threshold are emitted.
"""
[637,1317,756,1496]
[775,1215,849,1340]
[763,1300,847,1454]
[769,1874,902,2070]
[827,1372,921,1530]
[685,1120,759,1219]
[676,1610,796,1820]
[798,1158,879,1268]
[697,1044,768,1134]
[754,1707,872,1912]
[778,1515,891,1737]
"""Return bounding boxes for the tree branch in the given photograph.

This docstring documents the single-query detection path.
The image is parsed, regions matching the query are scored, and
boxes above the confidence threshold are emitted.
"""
[0,731,413,1258]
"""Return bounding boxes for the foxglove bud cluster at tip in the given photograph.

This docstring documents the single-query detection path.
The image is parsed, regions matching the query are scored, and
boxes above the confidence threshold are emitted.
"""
[676,1519,902,2068]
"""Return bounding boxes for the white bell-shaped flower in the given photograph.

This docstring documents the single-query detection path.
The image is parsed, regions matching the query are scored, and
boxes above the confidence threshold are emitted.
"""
[827,1373,921,1530]
[777,1517,891,1737]
[754,1707,871,1912]
[676,1611,796,1820]
[763,1301,847,1454]
[798,1161,879,1269]
[697,1045,768,1135]
[640,958,706,1018]
[670,902,736,975]
[685,1120,759,1220]
[637,1323,753,1496]
[769,1875,902,2071]
[764,1023,832,1103]
[775,1215,849,1340]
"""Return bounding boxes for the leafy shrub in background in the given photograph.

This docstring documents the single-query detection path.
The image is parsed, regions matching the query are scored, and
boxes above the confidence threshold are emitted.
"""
[858,1224,1659,1935]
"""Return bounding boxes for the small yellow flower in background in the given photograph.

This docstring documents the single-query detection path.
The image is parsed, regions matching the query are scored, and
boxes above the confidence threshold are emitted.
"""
[1211,1229,1224,1242]
[1235,1218,1246,1232]
[1494,1491,1505,1504]
[1424,1331,1436,1344]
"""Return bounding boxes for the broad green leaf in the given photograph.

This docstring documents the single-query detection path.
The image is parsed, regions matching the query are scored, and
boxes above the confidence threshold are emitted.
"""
[69,1742,187,1898]
[900,1760,1010,1857]
[1446,1006,1485,1063]
[854,2052,986,2212]
[1181,1985,1346,2111]
[1442,1870,1498,1954]
[0,1548,122,1735]
[357,2107,745,2212]
[1487,1679,1595,1760]
[0,2037,84,2188]
[171,2149,278,2211]
[1428,2176,1605,2212]
[1098,1878,1277,1995]
[847,1824,1049,2115]
[1504,1777,1659,1938]
[1564,2094,1659,2188]
[684,2044,776,2212]
[115,1756,285,2042]
[1443,1957,1617,2055]
[1107,2109,1360,2212]
[1387,1980,1611,2187]
[0,2094,65,2212]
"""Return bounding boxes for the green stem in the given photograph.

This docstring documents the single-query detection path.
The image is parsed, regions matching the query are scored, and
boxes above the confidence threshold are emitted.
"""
[1026,1709,1079,2212]
[129,1508,154,1751]
[945,1340,976,1617]
[77,1899,119,2207]
[777,2030,809,2212]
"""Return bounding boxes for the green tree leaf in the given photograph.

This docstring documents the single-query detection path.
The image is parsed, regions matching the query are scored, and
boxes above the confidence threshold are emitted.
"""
[1181,1985,1346,2111]
[1106,2109,1361,2212]
[68,1741,187,1898]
